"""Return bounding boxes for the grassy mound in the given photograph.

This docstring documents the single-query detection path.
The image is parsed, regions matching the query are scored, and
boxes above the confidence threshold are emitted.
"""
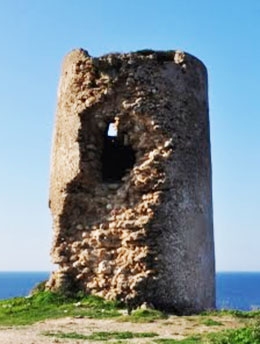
[0,291,121,325]
[0,292,260,344]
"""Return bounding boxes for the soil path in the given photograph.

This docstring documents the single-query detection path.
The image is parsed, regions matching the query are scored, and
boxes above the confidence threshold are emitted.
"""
[0,315,243,344]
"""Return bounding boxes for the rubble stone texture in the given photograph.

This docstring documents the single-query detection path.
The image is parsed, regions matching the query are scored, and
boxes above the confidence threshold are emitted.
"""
[47,48,215,314]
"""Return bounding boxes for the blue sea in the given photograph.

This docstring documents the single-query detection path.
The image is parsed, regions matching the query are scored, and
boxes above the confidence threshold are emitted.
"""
[216,272,260,310]
[0,272,50,300]
[0,271,260,311]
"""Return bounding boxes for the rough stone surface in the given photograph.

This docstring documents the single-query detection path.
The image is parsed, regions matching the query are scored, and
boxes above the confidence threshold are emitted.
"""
[47,48,215,314]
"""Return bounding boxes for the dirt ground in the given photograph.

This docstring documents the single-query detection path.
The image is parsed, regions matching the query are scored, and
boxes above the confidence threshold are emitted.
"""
[0,315,244,344]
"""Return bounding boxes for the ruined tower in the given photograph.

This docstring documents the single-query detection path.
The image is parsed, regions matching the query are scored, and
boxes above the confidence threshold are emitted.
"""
[47,48,215,314]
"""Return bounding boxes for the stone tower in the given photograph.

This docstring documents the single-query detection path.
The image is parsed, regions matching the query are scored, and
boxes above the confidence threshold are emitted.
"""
[47,48,215,314]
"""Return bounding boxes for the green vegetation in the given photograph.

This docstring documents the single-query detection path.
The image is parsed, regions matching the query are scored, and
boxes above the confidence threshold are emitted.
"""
[44,330,158,341]
[1,291,260,344]
[43,326,260,344]
[0,291,166,326]
[202,309,260,319]
[43,331,88,340]
[207,321,260,344]
[154,337,201,344]
[0,291,121,325]
[119,308,167,323]
[155,321,260,344]
[200,318,223,326]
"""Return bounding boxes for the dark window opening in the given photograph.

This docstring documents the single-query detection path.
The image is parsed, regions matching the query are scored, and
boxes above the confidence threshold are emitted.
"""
[102,123,135,183]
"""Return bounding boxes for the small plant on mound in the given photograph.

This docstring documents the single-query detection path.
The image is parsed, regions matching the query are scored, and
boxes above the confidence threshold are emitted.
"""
[119,308,168,323]
[200,318,223,326]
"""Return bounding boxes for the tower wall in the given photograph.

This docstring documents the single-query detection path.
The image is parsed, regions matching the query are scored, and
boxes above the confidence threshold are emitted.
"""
[47,49,215,314]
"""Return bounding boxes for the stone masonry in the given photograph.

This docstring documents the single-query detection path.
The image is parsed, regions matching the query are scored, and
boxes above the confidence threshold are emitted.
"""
[47,48,215,314]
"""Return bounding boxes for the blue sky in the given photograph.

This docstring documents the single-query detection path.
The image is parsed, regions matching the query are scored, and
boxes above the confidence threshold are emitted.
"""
[0,0,259,272]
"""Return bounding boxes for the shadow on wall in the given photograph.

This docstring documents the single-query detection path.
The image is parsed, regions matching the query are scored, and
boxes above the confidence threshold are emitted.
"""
[102,122,136,183]
[52,86,172,305]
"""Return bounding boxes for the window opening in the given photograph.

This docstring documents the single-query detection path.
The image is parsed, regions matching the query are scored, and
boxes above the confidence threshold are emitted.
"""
[102,122,135,183]
[107,122,118,137]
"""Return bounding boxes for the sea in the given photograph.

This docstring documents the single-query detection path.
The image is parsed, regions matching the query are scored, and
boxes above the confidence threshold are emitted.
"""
[0,271,260,311]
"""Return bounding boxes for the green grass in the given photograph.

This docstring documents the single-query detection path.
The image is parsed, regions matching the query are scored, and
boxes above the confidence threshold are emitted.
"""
[0,291,167,326]
[154,324,260,344]
[200,318,223,326]
[43,331,88,339]
[1,290,260,344]
[118,308,168,323]
[0,291,121,326]
[154,321,260,344]
[202,309,260,319]
[44,330,158,341]
[154,337,202,344]
[206,322,260,344]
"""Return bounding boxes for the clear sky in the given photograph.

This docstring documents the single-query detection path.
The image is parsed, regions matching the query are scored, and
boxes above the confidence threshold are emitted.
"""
[0,0,259,272]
